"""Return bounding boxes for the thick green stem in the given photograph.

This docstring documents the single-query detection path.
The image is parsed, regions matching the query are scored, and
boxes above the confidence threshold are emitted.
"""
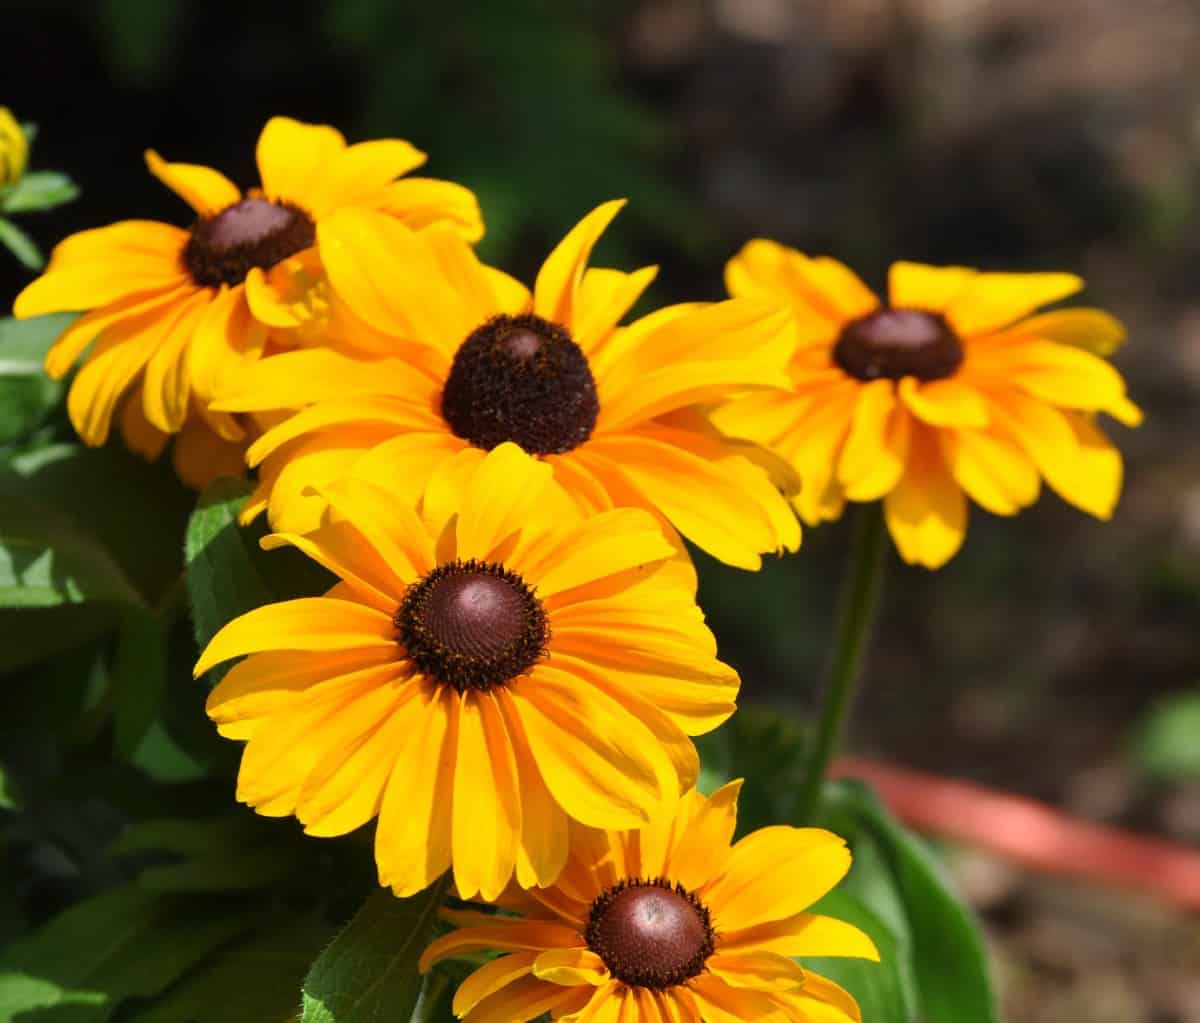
[796,501,888,822]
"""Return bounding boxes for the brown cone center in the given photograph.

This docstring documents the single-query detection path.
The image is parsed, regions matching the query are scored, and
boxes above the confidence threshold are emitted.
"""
[420,571,528,660]
[833,308,963,381]
[184,197,315,288]
[586,880,713,990]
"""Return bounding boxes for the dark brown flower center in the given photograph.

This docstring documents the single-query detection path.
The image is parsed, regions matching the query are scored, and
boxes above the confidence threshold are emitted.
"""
[585,878,714,990]
[184,197,315,288]
[833,308,963,381]
[394,559,548,692]
[440,313,599,455]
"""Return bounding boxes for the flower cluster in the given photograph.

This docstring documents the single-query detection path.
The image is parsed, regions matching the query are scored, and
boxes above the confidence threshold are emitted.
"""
[14,117,1140,1022]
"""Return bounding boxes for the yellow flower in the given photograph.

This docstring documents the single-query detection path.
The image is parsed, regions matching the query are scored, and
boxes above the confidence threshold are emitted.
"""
[194,443,739,901]
[213,201,800,570]
[420,780,878,1023]
[0,108,28,185]
[714,241,1143,568]
[12,116,482,486]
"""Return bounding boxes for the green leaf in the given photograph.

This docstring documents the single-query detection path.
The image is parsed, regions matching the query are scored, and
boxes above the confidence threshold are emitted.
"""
[818,779,999,1023]
[0,313,79,375]
[0,492,144,610]
[1132,689,1200,780]
[0,216,43,270]
[300,877,450,1023]
[0,375,61,444]
[0,761,18,810]
[111,611,168,758]
[128,922,331,1023]
[0,172,80,214]
[0,884,253,1022]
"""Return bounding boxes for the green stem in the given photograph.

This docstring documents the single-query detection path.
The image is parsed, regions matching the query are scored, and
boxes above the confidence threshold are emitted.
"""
[796,501,888,822]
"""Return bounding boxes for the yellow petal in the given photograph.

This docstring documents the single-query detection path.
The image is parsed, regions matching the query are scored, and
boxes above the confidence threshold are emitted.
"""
[194,598,397,677]
[720,911,880,961]
[666,780,742,891]
[898,375,989,428]
[687,974,788,1023]
[255,116,346,208]
[189,285,267,403]
[460,974,581,1023]
[145,150,240,216]
[837,380,908,501]
[454,442,556,562]
[16,258,188,320]
[883,423,967,568]
[118,388,169,462]
[532,948,608,987]
[702,826,851,931]
[305,137,427,216]
[707,951,806,992]
[452,952,540,1018]
[452,692,522,901]
[381,177,486,241]
[419,919,582,971]
[259,526,398,613]
[533,200,626,328]
[496,689,570,889]
[141,291,210,433]
[508,667,670,829]
[320,475,436,582]
[777,972,862,1023]
[572,265,659,352]
[887,261,975,312]
[938,427,1040,516]
[375,684,456,896]
[1008,307,1126,356]
[945,271,1083,337]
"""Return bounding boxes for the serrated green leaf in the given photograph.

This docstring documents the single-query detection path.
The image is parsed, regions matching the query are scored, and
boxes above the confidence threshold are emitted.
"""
[1,172,80,214]
[128,921,331,1023]
[0,216,43,269]
[0,313,79,375]
[301,877,450,1023]
[0,492,144,610]
[184,479,275,658]
[0,884,253,1022]
[818,779,998,1023]
[111,611,168,758]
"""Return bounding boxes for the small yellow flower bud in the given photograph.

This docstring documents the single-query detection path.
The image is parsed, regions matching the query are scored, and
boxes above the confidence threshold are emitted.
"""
[0,108,28,186]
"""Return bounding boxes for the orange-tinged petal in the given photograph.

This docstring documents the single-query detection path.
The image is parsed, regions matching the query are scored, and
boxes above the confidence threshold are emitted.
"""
[707,951,806,992]
[883,422,967,568]
[532,948,608,987]
[171,415,248,489]
[496,688,570,889]
[702,826,851,931]
[419,919,582,971]
[141,290,210,433]
[887,261,975,313]
[375,683,456,896]
[898,375,989,429]
[666,780,742,891]
[118,389,169,462]
[452,692,522,901]
[778,972,862,1023]
[382,177,486,242]
[533,200,626,328]
[320,475,435,582]
[462,974,581,1023]
[796,256,880,322]
[944,270,1083,337]
[938,427,1040,516]
[508,668,670,829]
[255,116,345,208]
[720,911,880,961]
[259,526,396,612]
[145,150,240,216]
[452,952,540,1018]
[190,285,267,404]
[837,380,907,501]
[687,974,788,1023]
[194,598,397,677]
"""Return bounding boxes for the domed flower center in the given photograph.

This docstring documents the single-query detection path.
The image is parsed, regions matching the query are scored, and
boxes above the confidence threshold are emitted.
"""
[394,559,548,692]
[184,197,315,288]
[585,879,714,990]
[440,314,600,455]
[833,308,963,382]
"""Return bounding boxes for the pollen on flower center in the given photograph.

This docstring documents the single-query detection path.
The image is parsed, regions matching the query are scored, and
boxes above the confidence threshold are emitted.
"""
[184,197,315,288]
[833,308,963,382]
[394,558,549,692]
[440,313,600,456]
[585,878,715,990]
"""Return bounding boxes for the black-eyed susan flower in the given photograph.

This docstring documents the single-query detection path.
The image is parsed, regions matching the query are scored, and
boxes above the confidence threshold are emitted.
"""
[212,201,800,569]
[420,780,878,1023]
[194,443,739,900]
[713,241,1142,568]
[0,107,28,186]
[12,116,482,488]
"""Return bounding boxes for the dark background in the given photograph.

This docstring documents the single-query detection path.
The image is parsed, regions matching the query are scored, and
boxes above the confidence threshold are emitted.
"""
[5,2,1199,1018]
